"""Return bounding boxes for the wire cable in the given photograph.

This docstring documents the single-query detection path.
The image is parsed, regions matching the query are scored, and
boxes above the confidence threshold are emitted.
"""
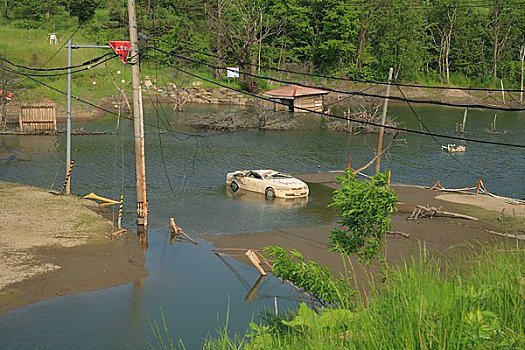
[152,48,525,112]
[158,39,525,93]
[144,54,525,149]
[4,53,525,151]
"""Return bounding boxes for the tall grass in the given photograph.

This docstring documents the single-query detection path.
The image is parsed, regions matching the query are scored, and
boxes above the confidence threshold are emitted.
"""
[204,245,525,350]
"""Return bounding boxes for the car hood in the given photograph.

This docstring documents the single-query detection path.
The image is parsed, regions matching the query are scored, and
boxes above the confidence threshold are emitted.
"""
[268,178,307,187]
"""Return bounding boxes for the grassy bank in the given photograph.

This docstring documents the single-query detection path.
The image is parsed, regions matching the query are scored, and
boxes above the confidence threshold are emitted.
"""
[203,245,525,349]
[0,24,246,111]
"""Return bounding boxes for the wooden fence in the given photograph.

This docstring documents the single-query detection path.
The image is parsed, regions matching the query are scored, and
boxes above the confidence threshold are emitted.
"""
[19,104,57,131]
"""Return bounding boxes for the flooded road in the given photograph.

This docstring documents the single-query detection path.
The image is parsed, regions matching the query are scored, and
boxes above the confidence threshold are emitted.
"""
[0,103,524,349]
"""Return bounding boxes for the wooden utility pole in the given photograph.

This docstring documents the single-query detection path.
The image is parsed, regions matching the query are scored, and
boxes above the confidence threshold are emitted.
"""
[128,0,148,244]
[375,67,393,175]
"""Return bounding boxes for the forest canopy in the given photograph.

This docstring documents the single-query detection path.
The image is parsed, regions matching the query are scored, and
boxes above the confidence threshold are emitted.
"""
[2,0,525,89]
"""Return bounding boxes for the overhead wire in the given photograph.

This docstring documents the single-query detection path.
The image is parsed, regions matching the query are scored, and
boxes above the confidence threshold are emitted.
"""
[0,52,116,72]
[159,39,525,94]
[394,84,484,177]
[153,48,525,112]
[144,53,525,150]
[3,49,525,152]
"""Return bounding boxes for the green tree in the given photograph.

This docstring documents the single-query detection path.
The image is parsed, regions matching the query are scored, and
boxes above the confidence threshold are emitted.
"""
[69,0,97,23]
[372,0,430,80]
[315,0,360,74]
[329,170,397,263]
[427,0,462,83]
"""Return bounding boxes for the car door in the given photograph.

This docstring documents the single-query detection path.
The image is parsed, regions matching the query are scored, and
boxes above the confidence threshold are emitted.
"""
[245,171,264,194]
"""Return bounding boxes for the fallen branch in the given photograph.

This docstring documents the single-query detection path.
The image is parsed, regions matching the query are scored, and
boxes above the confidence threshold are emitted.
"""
[485,230,525,241]
[348,132,398,175]
[54,235,91,239]
[111,228,127,240]
[387,231,410,238]
[408,205,479,221]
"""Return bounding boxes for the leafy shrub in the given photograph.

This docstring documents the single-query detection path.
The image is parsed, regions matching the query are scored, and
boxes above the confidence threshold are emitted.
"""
[329,170,397,263]
[264,246,353,307]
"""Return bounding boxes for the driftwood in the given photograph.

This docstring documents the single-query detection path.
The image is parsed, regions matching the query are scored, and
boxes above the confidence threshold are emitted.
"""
[214,248,273,273]
[408,205,479,222]
[169,218,197,245]
[245,249,267,276]
[348,132,398,176]
[387,231,410,238]
[485,230,525,241]
[431,179,525,205]
[111,228,127,240]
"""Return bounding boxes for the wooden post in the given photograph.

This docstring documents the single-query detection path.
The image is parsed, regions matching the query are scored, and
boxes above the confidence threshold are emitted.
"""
[169,217,197,245]
[375,67,393,175]
[493,114,497,132]
[245,249,266,276]
[117,194,124,229]
[347,107,351,133]
[460,109,467,135]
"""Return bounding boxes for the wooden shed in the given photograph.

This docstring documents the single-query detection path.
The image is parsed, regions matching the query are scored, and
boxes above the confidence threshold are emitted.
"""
[263,85,328,113]
[19,104,57,131]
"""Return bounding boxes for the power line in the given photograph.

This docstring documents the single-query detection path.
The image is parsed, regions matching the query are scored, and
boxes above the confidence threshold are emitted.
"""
[151,48,525,112]
[5,52,525,151]
[0,52,116,72]
[157,39,525,94]
[0,55,117,78]
[395,84,482,177]
[146,55,525,150]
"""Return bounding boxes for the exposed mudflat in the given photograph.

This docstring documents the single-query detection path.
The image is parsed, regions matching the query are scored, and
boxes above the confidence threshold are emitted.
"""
[0,181,147,314]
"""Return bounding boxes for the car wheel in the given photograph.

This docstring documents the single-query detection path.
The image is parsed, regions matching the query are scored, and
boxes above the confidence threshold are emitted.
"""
[265,187,275,200]
[231,181,239,192]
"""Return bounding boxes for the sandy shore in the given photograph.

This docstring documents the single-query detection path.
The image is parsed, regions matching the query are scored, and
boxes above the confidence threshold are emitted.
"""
[206,172,524,284]
[0,181,147,314]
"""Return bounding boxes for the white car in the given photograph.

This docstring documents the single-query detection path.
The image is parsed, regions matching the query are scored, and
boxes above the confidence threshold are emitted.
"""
[226,170,309,199]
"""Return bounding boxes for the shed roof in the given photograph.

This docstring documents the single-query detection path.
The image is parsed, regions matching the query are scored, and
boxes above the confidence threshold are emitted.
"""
[263,85,329,99]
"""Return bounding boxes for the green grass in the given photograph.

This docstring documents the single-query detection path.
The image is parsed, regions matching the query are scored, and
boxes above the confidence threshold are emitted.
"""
[203,245,525,350]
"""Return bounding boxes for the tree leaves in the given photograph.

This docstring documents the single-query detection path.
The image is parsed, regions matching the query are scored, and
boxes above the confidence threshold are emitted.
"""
[329,170,397,264]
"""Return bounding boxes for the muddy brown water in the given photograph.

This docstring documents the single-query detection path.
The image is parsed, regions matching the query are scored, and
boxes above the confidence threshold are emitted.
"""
[0,103,524,349]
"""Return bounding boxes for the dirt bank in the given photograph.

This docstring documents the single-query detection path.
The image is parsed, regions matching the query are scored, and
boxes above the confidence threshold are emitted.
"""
[206,172,524,283]
[0,181,147,314]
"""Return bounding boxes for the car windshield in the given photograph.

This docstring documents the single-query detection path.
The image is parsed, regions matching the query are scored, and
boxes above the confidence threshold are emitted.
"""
[268,173,291,179]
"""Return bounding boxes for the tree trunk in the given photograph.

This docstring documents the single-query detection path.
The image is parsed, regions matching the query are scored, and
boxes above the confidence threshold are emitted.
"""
[520,45,525,103]
[356,25,367,69]
[214,0,224,79]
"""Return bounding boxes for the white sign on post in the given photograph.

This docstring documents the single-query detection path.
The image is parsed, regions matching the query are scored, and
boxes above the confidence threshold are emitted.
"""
[226,67,240,78]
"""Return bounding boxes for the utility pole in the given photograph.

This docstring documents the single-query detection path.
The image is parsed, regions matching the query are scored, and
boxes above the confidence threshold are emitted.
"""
[128,0,148,244]
[374,67,393,175]
[66,38,72,194]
